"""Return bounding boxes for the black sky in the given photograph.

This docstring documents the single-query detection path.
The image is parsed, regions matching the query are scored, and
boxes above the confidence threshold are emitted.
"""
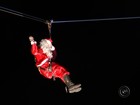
[0,0,138,105]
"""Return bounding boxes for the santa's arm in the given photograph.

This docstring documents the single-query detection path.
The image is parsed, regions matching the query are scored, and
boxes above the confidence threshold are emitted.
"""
[29,36,38,55]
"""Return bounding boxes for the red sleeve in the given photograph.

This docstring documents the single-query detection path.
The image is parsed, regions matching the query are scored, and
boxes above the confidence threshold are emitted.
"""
[31,44,38,55]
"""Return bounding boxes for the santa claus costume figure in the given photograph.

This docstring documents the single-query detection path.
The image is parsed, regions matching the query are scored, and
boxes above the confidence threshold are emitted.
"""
[29,36,82,93]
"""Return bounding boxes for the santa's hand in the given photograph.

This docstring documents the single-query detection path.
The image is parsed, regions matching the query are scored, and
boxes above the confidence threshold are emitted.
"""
[29,36,34,42]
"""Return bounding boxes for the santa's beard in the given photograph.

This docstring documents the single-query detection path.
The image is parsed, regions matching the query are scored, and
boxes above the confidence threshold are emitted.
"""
[42,47,53,58]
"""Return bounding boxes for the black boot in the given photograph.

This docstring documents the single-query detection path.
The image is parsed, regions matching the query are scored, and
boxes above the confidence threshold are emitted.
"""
[63,75,82,93]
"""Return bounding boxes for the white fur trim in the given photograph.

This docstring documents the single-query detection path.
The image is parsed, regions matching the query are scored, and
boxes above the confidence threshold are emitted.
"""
[37,58,49,67]
[31,41,37,45]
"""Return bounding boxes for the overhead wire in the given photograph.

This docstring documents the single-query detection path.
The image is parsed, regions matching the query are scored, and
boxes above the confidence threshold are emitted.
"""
[0,5,140,24]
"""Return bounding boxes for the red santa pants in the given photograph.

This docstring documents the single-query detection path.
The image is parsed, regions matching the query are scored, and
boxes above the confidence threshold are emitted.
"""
[38,62,70,82]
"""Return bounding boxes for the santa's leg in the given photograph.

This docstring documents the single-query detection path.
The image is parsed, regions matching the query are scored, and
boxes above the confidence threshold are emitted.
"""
[52,63,82,93]
[63,74,82,93]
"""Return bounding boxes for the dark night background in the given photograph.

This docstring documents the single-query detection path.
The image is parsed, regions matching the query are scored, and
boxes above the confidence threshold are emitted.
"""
[0,0,138,105]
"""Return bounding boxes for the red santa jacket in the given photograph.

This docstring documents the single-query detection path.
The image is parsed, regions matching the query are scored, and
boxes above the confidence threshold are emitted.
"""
[30,41,56,68]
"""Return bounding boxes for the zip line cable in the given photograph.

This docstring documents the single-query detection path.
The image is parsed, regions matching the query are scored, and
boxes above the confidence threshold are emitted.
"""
[1,5,140,24]
[0,6,46,23]
[52,16,140,23]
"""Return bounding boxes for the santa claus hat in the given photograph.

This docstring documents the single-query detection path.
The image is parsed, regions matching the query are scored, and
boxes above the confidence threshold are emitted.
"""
[46,38,52,43]
[45,38,53,46]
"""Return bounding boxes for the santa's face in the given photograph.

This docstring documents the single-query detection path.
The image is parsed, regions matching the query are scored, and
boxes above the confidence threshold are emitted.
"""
[41,39,52,47]
[43,41,52,48]
[39,39,55,59]
[40,39,52,53]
